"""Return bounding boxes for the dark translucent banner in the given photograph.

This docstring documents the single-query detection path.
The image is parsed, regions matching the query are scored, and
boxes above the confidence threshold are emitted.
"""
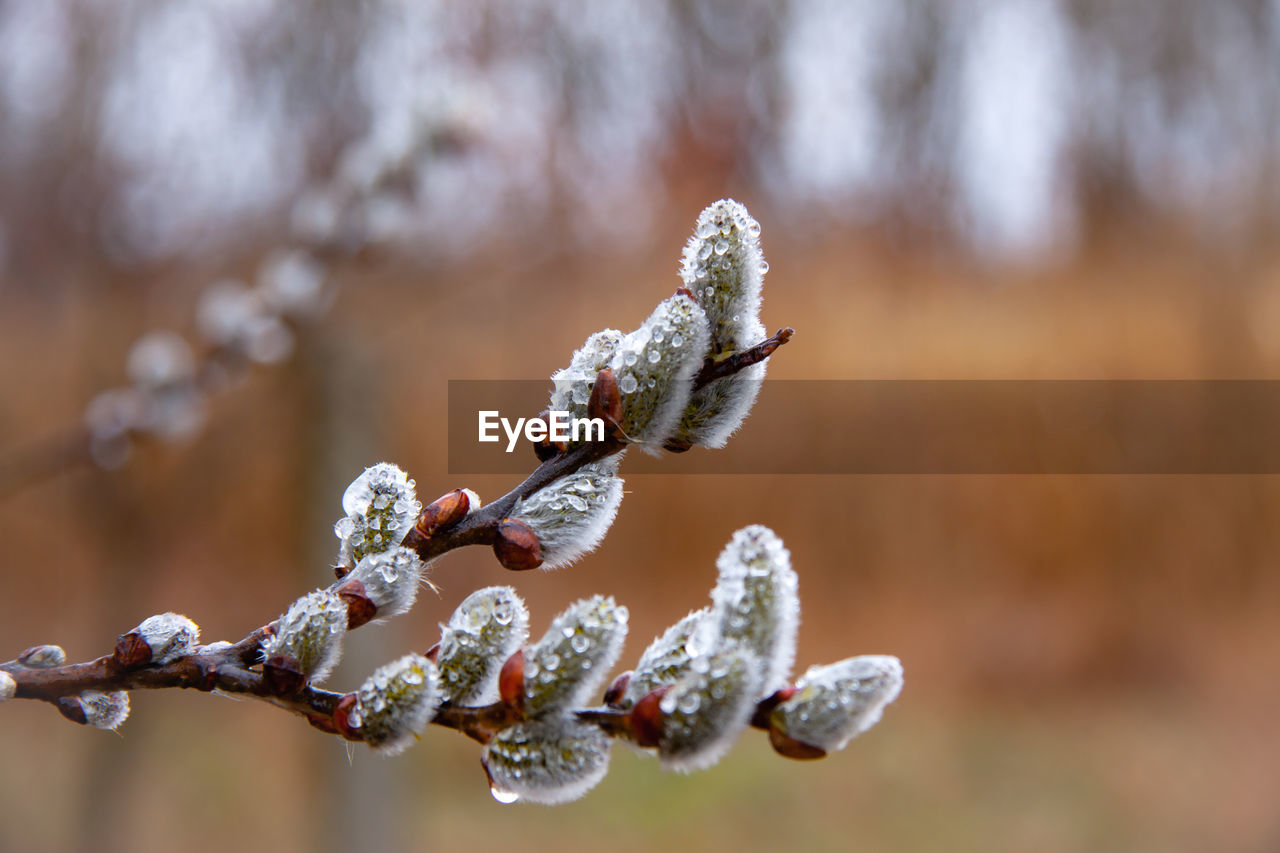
[448,380,1280,475]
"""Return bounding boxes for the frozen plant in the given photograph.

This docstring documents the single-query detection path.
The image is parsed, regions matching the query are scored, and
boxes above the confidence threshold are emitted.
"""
[0,201,900,806]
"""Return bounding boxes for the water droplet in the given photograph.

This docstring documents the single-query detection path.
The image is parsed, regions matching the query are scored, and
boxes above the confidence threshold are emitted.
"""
[619,374,638,394]
[403,669,423,685]
[570,634,590,654]
[544,653,561,670]
[677,692,701,714]
[759,260,770,274]
[698,242,713,260]
[493,601,513,625]
[703,286,714,299]
[562,626,576,639]
[567,495,587,512]
[714,238,729,255]
[696,220,716,239]
[646,349,660,363]
[491,786,520,804]
[652,327,665,343]
[624,351,638,367]
[671,333,684,348]
[646,377,656,388]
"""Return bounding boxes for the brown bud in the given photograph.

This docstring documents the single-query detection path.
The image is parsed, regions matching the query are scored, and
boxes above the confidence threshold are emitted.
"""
[531,411,559,461]
[306,712,341,735]
[497,649,525,710]
[262,654,306,696]
[56,696,88,726]
[628,686,670,748]
[662,436,694,453]
[768,726,827,761]
[603,671,632,708]
[424,641,441,663]
[332,693,363,741]
[750,686,797,729]
[493,518,542,571]
[674,286,694,299]
[336,578,378,629]
[333,562,352,580]
[415,489,471,539]
[113,631,153,669]
[587,368,623,434]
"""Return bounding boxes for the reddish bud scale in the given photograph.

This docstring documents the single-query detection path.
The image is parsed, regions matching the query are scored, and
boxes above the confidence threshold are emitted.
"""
[498,649,526,711]
[332,693,364,741]
[603,671,632,708]
[57,697,88,725]
[333,563,352,580]
[113,632,153,668]
[629,687,670,748]
[415,489,471,539]
[424,641,441,663]
[532,411,559,461]
[588,368,623,434]
[751,686,797,730]
[336,578,378,629]
[262,655,306,696]
[768,726,827,761]
[493,519,542,571]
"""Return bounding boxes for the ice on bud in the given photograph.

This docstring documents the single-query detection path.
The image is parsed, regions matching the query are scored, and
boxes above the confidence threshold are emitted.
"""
[608,295,710,452]
[654,643,762,773]
[770,656,904,754]
[523,596,628,716]
[262,589,348,685]
[621,609,708,709]
[352,654,440,755]
[343,547,425,621]
[436,587,530,705]
[482,718,611,805]
[675,199,770,448]
[126,331,196,388]
[0,671,15,701]
[257,248,331,319]
[336,463,421,568]
[510,457,625,569]
[79,690,130,731]
[550,329,624,427]
[18,645,65,668]
[133,613,200,664]
[707,525,798,694]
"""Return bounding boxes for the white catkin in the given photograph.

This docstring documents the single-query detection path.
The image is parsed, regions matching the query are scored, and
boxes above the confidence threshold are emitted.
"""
[510,456,625,569]
[772,656,904,753]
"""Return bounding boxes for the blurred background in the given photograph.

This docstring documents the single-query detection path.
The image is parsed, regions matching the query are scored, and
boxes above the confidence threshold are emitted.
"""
[1,1,1279,851]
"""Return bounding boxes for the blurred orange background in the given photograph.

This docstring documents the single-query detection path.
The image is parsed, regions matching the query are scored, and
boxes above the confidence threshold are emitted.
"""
[2,4,1279,852]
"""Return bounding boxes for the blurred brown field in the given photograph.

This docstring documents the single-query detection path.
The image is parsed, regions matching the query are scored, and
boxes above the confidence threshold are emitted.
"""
[2,221,1279,852]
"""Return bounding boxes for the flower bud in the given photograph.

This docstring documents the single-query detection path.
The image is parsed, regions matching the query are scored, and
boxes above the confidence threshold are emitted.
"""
[509,457,624,569]
[118,613,200,666]
[347,654,440,755]
[0,671,15,702]
[341,546,425,622]
[493,518,543,571]
[482,718,611,805]
[523,596,629,717]
[653,643,762,773]
[335,463,421,569]
[436,586,530,705]
[706,525,798,694]
[768,656,903,756]
[414,489,470,539]
[550,329,624,428]
[79,690,131,731]
[261,589,348,689]
[608,294,710,452]
[675,199,770,448]
[621,609,708,709]
[18,645,66,668]
[680,199,767,359]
